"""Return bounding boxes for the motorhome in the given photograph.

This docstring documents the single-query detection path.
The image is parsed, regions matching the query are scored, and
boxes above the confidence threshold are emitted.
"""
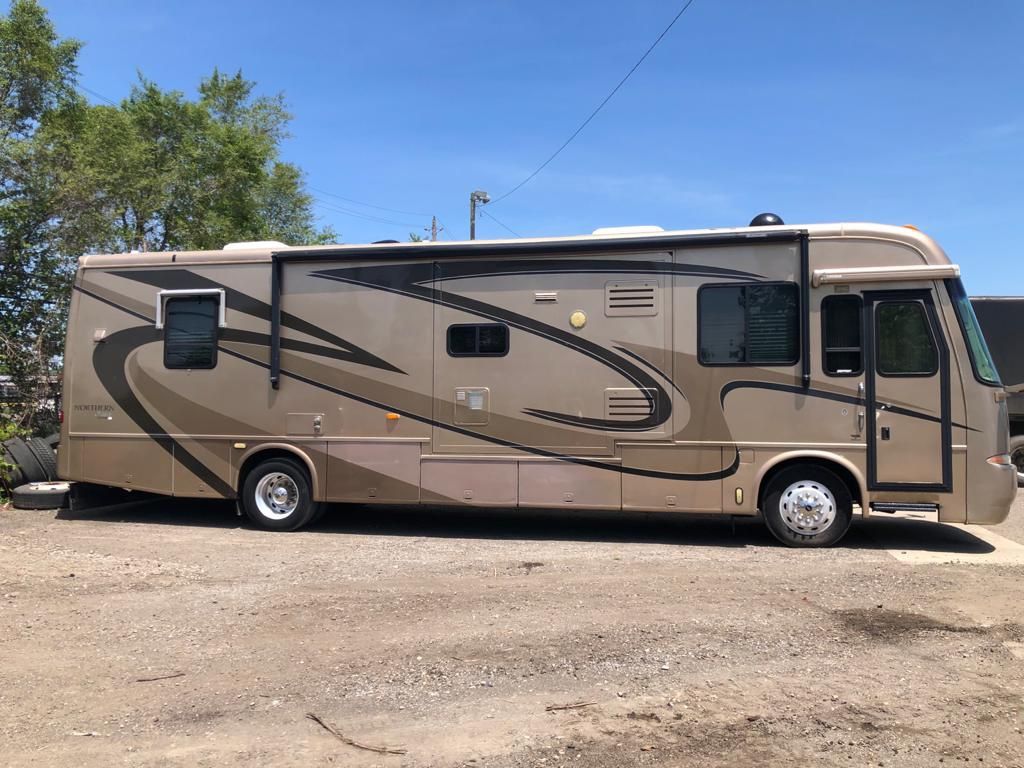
[57,218,1017,546]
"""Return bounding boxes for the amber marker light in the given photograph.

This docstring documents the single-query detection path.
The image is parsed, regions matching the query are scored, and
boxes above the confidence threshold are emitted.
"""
[386,413,401,421]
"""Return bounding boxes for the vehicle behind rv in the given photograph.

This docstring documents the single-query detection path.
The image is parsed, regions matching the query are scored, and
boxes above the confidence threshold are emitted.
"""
[970,296,1024,485]
[57,220,1016,545]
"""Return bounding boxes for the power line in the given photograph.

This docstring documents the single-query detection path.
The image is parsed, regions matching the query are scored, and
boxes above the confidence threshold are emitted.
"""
[309,186,428,217]
[78,84,117,106]
[312,197,424,229]
[481,209,521,238]
[490,0,698,205]
[435,218,459,241]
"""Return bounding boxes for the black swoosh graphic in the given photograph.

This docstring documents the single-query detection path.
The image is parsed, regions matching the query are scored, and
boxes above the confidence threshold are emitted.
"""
[720,380,975,431]
[220,346,739,482]
[109,269,406,375]
[416,259,764,284]
[310,263,676,433]
[93,326,234,496]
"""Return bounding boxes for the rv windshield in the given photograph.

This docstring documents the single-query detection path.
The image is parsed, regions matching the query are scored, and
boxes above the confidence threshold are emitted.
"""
[946,278,1001,386]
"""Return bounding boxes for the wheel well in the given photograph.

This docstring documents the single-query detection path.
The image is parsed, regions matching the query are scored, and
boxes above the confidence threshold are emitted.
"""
[236,448,313,493]
[757,457,863,511]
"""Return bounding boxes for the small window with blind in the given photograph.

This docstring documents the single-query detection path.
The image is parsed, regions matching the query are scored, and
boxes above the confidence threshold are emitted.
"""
[447,323,509,357]
[698,283,799,366]
[822,295,863,376]
[164,295,219,369]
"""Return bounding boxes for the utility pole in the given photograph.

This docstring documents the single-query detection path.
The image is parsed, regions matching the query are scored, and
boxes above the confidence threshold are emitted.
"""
[423,216,443,241]
[469,190,490,240]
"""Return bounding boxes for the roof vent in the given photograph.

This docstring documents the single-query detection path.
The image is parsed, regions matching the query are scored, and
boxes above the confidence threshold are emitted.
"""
[748,212,784,227]
[223,240,288,251]
[591,225,665,236]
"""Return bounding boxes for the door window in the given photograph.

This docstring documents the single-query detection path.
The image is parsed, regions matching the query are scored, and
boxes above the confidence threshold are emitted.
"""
[876,301,938,376]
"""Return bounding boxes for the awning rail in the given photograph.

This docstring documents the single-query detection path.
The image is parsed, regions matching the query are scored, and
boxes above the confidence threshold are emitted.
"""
[812,264,960,287]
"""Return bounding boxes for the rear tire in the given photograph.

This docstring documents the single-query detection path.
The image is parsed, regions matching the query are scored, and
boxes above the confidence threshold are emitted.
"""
[761,465,853,548]
[1010,435,1024,488]
[240,458,318,531]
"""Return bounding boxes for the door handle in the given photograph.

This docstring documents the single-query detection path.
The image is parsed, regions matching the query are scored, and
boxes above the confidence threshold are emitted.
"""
[857,410,865,434]
[881,426,891,441]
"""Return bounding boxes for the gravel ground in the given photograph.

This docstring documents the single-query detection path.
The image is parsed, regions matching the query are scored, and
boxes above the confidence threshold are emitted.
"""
[2,492,1023,767]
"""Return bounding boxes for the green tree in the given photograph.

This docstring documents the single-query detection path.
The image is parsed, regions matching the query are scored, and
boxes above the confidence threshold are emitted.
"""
[0,1,334,436]
[54,69,334,254]
[0,0,81,434]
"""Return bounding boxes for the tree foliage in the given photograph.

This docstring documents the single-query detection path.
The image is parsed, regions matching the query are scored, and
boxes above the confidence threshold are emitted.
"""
[53,70,333,254]
[0,0,334,434]
[0,0,81,433]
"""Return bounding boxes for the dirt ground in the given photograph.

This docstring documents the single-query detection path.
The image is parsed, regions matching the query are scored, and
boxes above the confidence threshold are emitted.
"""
[2,492,1024,768]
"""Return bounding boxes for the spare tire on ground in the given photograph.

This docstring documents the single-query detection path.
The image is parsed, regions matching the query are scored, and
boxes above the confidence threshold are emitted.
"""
[12,481,70,510]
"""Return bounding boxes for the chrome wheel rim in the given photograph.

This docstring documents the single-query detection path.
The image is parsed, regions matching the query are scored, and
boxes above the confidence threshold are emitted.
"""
[779,480,836,535]
[254,473,299,520]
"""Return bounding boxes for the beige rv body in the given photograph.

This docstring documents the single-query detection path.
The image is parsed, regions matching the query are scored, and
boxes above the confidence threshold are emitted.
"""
[57,222,1016,528]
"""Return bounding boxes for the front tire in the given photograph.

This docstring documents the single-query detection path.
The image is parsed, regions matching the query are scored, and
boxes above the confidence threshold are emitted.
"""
[241,458,319,531]
[761,465,853,548]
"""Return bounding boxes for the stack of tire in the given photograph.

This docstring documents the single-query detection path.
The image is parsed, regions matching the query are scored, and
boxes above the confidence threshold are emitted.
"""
[1,434,69,509]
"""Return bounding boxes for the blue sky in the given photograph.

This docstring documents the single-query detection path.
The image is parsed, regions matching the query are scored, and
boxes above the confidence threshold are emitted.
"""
[44,0,1024,294]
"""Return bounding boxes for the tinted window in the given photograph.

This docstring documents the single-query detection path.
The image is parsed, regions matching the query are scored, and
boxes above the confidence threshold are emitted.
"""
[699,283,799,365]
[950,280,1000,385]
[164,296,219,369]
[876,301,937,375]
[447,324,509,357]
[822,295,862,375]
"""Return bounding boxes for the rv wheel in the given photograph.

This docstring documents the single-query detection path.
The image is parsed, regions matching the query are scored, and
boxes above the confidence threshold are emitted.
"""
[241,458,319,531]
[761,465,853,548]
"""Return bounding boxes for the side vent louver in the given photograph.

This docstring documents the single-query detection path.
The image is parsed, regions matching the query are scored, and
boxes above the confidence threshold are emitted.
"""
[605,281,658,317]
[605,388,656,422]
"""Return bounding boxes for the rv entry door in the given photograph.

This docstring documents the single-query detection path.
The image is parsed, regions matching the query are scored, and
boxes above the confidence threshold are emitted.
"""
[863,289,952,491]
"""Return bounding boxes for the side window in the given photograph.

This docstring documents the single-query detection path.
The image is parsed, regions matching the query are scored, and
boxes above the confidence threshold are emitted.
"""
[822,295,863,375]
[164,295,219,369]
[876,301,938,376]
[447,323,509,357]
[698,283,799,365]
